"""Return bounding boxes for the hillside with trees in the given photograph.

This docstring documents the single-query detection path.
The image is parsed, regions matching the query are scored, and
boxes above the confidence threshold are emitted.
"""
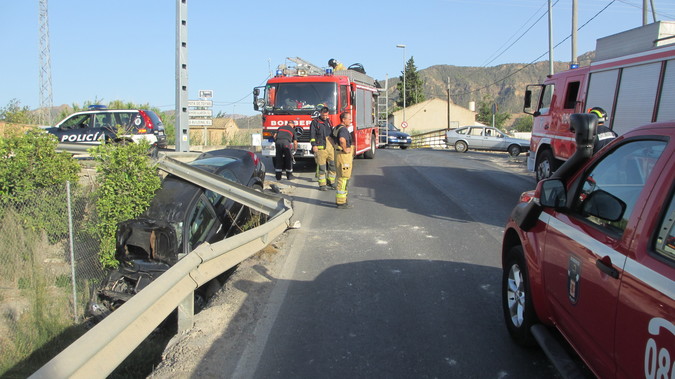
[381,51,595,123]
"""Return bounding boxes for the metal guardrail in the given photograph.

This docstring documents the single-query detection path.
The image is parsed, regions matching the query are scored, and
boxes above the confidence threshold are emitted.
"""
[30,153,294,378]
[410,129,448,149]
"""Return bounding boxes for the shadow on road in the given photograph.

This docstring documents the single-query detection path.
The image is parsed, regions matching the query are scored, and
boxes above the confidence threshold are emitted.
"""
[192,259,553,378]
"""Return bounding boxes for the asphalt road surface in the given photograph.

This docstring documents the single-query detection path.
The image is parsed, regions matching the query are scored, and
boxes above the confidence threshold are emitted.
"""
[155,148,557,378]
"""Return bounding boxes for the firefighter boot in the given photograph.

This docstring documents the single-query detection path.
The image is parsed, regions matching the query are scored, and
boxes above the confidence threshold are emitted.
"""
[275,172,282,180]
[287,172,295,180]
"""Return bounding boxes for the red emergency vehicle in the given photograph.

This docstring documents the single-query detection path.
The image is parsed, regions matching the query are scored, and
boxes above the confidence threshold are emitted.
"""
[524,21,675,181]
[253,58,381,160]
[502,113,674,378]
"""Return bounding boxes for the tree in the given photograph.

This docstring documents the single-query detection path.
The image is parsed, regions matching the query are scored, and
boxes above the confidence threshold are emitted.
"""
[475,95,510,128]
[512,115,533,132]
[0,99,35,124]
[396,56,425,108]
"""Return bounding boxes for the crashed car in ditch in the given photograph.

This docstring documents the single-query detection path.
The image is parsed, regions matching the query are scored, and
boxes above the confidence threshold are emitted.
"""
[87,149,266,320]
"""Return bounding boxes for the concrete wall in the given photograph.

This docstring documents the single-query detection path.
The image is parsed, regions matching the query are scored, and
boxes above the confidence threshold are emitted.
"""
[390,98,479,134]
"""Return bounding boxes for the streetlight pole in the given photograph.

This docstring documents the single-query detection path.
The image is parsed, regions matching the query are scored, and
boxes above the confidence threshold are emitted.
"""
[396,44,406,123]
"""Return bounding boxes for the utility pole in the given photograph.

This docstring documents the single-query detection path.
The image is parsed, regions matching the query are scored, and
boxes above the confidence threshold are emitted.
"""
[571,0,578,69]
[447,77,451,130]
[175,0,189,152]
[38,0,53,125]
[548,0,554,75]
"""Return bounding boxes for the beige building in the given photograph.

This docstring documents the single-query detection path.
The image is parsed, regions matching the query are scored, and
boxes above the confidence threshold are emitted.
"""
[189,117,239,145]
[390,98,479,134]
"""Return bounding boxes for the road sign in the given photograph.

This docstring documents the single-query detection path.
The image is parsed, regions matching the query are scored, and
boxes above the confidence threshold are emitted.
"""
[199,90,213,99]
[401,121,408,129]
[188,119,213,126]
[188,109,213,117]
[188,100,213,107]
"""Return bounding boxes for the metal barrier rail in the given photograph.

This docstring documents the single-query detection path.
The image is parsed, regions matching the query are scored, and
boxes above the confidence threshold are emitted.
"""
[410,129,448,149]
[30,153,294,378]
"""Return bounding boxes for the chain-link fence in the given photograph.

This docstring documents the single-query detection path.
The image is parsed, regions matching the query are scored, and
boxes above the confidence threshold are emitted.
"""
[0,180,107,373]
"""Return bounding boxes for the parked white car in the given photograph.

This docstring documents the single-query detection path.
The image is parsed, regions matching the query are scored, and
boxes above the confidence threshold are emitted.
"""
[446,126,530,156]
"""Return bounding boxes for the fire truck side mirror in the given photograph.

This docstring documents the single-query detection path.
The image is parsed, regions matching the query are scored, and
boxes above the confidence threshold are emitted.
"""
[253,88,260,111]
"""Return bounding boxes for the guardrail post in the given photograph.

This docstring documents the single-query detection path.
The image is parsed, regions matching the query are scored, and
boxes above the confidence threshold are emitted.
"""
[177,292,194,332]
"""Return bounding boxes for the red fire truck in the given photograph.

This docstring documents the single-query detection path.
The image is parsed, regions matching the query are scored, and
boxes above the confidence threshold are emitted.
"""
[524,21,675,181]
[253,58,381,160]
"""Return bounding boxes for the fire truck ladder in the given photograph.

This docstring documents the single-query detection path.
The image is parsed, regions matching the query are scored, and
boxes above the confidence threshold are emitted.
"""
[377,75,389,146]
[286,57,324,76]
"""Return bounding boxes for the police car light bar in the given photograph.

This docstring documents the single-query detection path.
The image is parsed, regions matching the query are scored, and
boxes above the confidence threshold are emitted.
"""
[88,104,108,110]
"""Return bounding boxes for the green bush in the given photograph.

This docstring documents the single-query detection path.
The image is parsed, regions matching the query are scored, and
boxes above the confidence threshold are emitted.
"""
[89,141,161,268]
[0,128,81,241]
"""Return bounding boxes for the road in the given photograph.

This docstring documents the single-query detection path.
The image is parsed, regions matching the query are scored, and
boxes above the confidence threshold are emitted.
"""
[152,148,556,378]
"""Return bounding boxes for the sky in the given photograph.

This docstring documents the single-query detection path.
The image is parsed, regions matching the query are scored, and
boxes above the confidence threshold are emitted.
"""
[2,0,674,119]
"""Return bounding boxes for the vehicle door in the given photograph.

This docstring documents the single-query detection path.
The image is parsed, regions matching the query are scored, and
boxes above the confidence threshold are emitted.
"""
[614,147,674,378]
[52,114,100,143]
[91,112,119,141]
[466,126,485,148]
[481,128,507,150]
[541,138,668,378]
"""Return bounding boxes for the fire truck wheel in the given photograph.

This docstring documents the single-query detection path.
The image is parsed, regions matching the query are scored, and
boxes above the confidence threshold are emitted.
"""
[507,145,521,157]
[502,245,538,347]
[364,137,376,159]
[455,140,468,153]
[535,149,557,182]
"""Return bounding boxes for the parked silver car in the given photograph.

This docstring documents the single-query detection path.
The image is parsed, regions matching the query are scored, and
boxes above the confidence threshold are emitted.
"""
[445,126,529,156]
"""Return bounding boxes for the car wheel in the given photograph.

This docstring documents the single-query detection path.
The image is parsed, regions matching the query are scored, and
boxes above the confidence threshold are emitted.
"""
[535,149,558,182]
[502,245,538,347]
[400,146,408,150]
[364,136,376,159]
[455,140,468,153]
[508,145,521,157]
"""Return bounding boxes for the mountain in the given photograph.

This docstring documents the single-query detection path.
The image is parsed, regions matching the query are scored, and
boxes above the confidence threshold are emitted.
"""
[381,51,595,121]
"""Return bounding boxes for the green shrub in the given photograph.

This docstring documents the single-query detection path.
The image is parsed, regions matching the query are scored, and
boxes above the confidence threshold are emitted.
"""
[0,129,80,242]
[89,141,161,268]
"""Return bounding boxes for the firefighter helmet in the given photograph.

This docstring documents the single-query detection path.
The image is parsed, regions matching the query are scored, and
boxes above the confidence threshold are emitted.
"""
[328,59,338,68]
[588,107,607,124]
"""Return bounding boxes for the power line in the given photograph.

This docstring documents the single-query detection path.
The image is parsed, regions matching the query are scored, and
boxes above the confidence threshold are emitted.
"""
[451,0,616,98]
[481,0,558,67]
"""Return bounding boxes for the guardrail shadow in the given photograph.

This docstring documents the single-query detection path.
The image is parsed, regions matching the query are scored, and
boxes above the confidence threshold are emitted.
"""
[189,259,553,378]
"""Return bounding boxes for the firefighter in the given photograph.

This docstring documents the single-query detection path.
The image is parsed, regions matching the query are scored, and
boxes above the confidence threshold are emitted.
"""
[332,112,354,209]
[310,107,336,190]
[588,107,617,153]
[273,120,298,180]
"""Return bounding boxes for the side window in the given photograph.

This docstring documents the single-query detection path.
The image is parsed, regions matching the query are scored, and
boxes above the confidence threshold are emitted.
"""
[575,139,666,235]
[188,197,218,251]
[60,114,90,129]
[564,81,580,109]
[469,127,483,136]
[654,193,675,262]
[339,85,348,112]
[539,84,555,115]
[93,113,115,129]
[117,113,135,129]
[455,128,467,135]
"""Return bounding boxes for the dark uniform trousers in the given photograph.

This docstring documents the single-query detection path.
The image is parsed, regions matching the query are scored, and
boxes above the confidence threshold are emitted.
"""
[274,141,294,178]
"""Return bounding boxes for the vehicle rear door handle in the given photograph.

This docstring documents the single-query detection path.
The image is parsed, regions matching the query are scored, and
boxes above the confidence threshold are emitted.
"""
[596,256,619,279]
[544,124,550,130]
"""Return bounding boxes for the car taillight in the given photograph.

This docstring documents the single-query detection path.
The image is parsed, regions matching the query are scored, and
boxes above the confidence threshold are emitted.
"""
[262,131,274,138]
[139,110,153,130]
[248,151,260,166]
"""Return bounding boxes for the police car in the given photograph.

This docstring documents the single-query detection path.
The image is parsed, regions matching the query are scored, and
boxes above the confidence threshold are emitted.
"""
[45,105,167,148]
[501,113,674,378]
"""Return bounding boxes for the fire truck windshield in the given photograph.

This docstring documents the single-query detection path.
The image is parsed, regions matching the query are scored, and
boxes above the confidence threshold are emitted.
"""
[265,82,337,115]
